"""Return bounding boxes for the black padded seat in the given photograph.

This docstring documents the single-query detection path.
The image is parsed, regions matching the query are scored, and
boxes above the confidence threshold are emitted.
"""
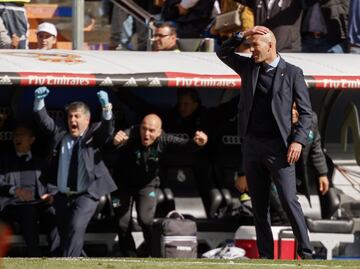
[161,150,223,219]
[195,216,253,232]
[306,218,354,233]
[342,201,360,218]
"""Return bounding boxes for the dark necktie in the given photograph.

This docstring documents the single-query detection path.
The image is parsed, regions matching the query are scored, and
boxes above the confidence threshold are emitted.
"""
[19,154,29,162]
[261,63,271,74]
[67,138,80,192]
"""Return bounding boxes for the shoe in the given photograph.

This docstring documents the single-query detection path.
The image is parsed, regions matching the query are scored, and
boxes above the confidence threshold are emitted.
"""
[300,251,315,260]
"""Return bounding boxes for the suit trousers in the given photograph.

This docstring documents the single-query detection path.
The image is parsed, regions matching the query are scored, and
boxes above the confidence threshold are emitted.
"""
[1,203,59,257]
[114,182,158,257]
[53,193,99,257]
[243,135,313,259]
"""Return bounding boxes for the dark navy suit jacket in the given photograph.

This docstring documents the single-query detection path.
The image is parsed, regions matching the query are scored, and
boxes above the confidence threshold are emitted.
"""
[34,107,117,199]
[216,35,313,148]
[0,151,57,212]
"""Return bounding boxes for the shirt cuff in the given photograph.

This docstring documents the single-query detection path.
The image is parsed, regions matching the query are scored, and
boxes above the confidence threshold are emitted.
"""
[234,31,244,41]
[34,99,45,112]
[9,186,16,195]
[102,110,112,120]
[180,0,198,9]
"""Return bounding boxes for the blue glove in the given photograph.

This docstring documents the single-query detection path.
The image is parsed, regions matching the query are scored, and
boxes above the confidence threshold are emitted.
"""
[34,86,50,100]
[97,90,109,107]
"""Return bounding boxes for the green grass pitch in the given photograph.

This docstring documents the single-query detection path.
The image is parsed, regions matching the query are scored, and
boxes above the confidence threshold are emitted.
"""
[2,258,360,269]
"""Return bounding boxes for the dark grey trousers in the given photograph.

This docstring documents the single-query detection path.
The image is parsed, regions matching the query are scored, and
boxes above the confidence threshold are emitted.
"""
[243,135,313,259]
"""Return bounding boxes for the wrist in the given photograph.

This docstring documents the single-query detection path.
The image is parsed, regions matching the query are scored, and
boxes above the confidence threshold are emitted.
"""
[234,31,244,40]
[9,186,17,195]
[102,103,112,111]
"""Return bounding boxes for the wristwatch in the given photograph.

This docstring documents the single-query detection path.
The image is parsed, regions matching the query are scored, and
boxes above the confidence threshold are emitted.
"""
[234,31,244,40]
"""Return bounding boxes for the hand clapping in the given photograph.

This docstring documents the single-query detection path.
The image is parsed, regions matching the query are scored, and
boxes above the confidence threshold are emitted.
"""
[193,131,208,146]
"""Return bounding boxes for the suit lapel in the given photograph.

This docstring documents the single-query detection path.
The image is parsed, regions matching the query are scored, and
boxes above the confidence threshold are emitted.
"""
[11,154,21,186]
[272,57,287,98]
[252,64,261,96]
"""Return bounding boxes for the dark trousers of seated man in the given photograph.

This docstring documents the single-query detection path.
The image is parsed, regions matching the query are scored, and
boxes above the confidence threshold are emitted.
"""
[1,203,59,257]
[52,192,99,257]
[114,180,157,257]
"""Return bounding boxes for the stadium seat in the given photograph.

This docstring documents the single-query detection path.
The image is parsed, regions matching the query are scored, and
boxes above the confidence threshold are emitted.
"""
[211,117,243,215]
[177,38,215,52]
[304,157,356,260]
[160,148,223,219]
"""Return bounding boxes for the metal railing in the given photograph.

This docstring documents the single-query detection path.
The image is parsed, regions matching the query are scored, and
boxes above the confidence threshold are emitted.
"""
[110,0,155,50]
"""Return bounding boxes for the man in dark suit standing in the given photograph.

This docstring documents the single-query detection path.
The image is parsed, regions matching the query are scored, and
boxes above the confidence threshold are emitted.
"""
[217,26,314,259]
[33,87,117,257]
[0,126,59,256]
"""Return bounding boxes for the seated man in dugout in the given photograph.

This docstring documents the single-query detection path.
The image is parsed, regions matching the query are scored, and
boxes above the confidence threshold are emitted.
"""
[0,125,60,257]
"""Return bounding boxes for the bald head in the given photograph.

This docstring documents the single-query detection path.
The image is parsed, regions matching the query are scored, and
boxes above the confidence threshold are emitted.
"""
[142,114,162,128]
[259,31,276,44]
[140,114,162,147]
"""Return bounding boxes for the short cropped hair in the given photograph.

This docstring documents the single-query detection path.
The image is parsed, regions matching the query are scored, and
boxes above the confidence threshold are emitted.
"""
[177,88,201,105]
[65,102,91,118]
[154,21,177,36]
[13,123,35,137]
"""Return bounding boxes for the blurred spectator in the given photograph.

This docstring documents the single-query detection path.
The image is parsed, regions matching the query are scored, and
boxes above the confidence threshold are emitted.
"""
[134,0,161,50]
[211,0,254,51]
[36,22,57,50]
[235,0,303,52]
[348,0,360,54]
[211,0,254,37]
[162,0,217,38]
[0,125,60,257]
[0,16,10,48]
[110,7,132,50]
[0,1,30,49]
[83,0,98,32]
[0,9,19,49]
[110,0,160,51]
[302,0,349,53]
[151,21,179,51]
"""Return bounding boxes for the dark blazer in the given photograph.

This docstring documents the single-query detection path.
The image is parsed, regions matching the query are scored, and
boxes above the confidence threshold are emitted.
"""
[0,151,57,212]
[34,107,117,199]
[296,113,328,204]
[216,35,313,148]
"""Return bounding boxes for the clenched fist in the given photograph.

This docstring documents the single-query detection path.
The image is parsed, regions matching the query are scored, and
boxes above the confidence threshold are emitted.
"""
[113,130,129,146]
[34,86,50,100]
